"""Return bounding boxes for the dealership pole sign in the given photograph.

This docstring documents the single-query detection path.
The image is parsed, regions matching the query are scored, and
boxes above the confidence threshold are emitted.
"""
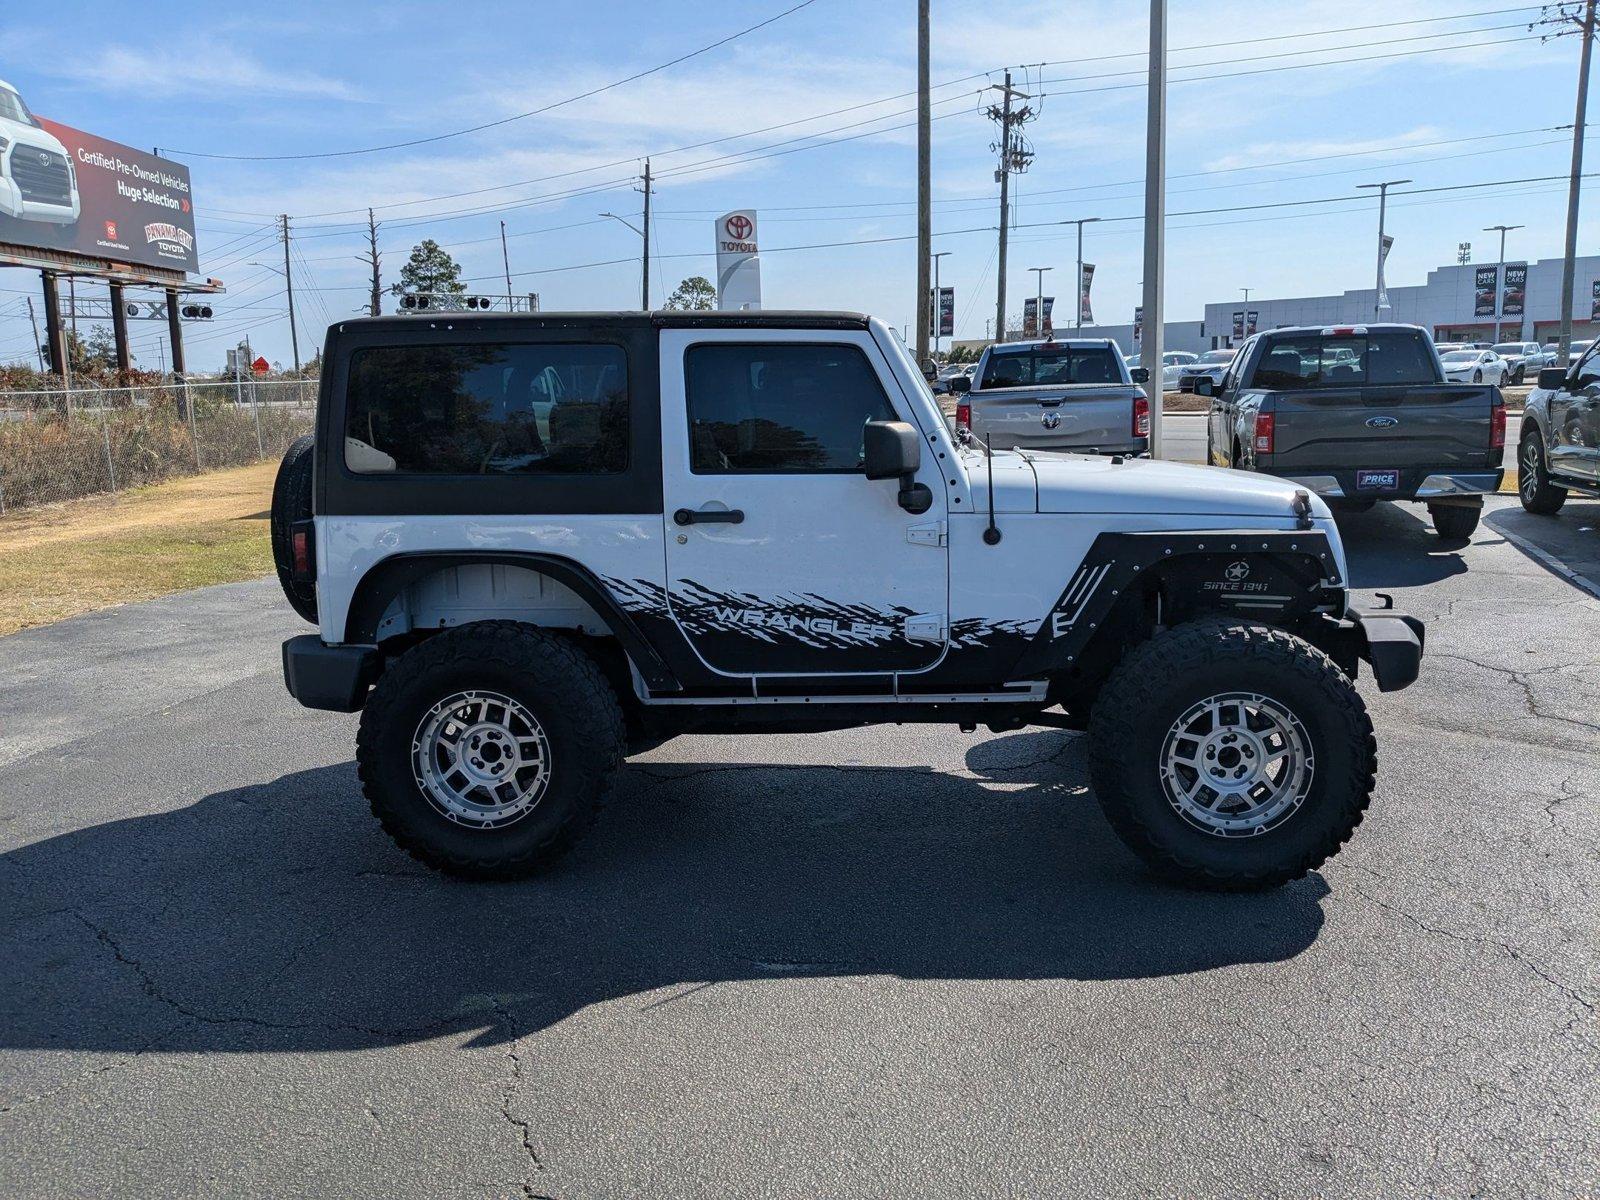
[1232,311,1245,339]
[0,83,198,275]
[1021,296,1038,339]
[1377,234,1394,309]
[1079,263,1094,325]
[1247,310,1259,335]
[714,210,761,310]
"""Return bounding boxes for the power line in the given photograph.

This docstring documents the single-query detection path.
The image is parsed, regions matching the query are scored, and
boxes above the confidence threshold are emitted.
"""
[162,0,823,161]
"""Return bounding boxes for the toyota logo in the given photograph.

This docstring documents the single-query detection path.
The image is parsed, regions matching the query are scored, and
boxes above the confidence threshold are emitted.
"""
[1041,411,1061,430]
[1365,415,1399,429]
[38,151,50,164]
[724,214,753,240]
[1225,561,1251,582]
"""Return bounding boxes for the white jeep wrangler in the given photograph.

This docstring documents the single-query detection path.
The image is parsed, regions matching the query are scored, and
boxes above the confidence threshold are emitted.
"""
[274,311,1423,890]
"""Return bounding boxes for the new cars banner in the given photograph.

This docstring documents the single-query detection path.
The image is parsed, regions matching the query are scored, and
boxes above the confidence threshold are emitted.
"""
[1078,263,1094,324]
[0,83,198,274]
[1474,266,1498,318]
[1133,305,1142,342]
[1501,263,1527,317]
[1377,234,1394,308]
[928,286,954,338]
[1246,310,1259,335]
[1041,296,1055,338]
[1592,280,1600,322]
[1022,296,1038,339]
[1232,311,1245,339]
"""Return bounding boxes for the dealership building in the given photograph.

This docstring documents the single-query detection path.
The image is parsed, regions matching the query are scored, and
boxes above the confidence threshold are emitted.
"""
[1198,254,1600,349]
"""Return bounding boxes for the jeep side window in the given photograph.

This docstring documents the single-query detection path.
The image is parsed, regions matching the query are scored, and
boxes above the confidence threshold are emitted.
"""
[685,343,896,473]
[343,343,628,475]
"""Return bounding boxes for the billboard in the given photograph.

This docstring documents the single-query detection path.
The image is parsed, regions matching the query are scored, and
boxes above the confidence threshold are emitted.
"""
[714,210,761,310]
[0,82,198,274]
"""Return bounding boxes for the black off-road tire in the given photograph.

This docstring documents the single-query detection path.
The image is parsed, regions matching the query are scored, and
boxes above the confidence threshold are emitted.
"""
[1087,618,1377,891]
[1518,430,1568,515]
[270,434,318,624]
[356,622,625,879]
[1428,503,1481,543]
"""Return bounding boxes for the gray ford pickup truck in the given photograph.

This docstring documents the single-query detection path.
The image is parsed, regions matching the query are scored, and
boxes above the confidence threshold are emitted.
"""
[1202,323,1505,542]
[953,337,1150,456]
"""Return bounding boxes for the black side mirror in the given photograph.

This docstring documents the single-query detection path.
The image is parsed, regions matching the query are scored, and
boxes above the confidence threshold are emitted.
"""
[948,374,971,394]
[1194,376,1216,397]
[1537,366,1569,391]
[862,419,932,514]
[1129,366,1150,384]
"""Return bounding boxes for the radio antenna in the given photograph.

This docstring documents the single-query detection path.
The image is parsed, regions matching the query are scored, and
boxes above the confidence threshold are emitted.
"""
[983,433,1002,545]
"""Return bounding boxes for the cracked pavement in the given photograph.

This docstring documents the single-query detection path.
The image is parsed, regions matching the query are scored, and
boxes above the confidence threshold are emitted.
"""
[1,499,1597,1198]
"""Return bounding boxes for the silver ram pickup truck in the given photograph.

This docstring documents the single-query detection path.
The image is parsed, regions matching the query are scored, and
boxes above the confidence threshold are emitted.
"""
[952,337,1150,456]
[1202,323,1505,542]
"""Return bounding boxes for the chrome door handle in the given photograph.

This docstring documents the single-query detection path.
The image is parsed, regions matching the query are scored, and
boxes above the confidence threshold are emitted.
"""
[674,508,745,526]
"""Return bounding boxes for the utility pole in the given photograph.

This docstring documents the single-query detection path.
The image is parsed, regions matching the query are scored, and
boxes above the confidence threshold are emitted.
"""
[1356,179,1410,322]
[24,296,44,372]
[640,159,654,310]
[1142,0,1168,457]
[279,214,300,371]
[359,208,382,318]
[915,0,932,371]
[500,220,514,307]
[1484,223,1523,342]
[1030,266,1052,338]
[987,71,1034,345]
[931,250,950,356]
[1062,217,1102,331]
[1558,0,1596,358]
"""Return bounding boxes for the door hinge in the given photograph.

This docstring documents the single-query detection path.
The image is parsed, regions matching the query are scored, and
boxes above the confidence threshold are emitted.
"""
[907,520,947,547]
[903,614,947,643]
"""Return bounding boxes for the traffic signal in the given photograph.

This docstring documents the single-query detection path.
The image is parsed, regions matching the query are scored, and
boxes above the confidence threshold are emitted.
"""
[180,303,214,320]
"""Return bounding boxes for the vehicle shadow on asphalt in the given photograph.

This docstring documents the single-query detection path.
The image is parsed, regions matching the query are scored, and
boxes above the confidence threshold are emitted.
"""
[1,729,1329,1054]
[1333,501,1469,588]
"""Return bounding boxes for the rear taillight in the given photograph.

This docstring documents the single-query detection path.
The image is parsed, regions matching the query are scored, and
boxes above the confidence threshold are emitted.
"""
[1133,394,1150,438]
[1254,412,1275,455]
[290,520,315,582]
[1489,399,1506,449]
[956,402,971,431]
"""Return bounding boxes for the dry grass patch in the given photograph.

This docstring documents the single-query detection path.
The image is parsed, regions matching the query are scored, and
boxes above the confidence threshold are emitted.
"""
[0,461,278,637]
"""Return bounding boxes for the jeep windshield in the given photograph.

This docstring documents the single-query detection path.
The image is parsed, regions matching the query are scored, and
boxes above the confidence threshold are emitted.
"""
[979,345,1123,388]
[0,87,40,127]
[1250,329,1440,390]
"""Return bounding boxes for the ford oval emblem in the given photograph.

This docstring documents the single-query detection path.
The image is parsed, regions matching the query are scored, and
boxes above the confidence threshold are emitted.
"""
[1365,415,1399,429]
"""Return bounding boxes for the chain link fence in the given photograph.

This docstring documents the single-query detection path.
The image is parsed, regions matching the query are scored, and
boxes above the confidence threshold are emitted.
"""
[0,379,318,514]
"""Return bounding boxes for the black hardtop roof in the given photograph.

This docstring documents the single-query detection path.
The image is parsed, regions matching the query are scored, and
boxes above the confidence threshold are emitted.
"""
[1256,322,1428,337]
[334,310,871,333]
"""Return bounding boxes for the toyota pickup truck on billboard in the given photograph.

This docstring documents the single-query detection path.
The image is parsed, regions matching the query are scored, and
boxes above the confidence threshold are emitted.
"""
[0,77,198,274]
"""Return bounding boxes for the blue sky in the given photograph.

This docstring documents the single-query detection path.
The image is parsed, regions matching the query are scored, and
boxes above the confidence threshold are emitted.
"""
[0,0,1593,370]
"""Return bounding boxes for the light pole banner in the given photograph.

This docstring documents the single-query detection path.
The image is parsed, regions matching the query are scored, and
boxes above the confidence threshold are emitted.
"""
[1474,265,1498,318]
[715,210,761,310]
[1079,263,1095,324]
[1501,263,1527,317]
[928,286,954,338]
[1232,311,1245,339]
[1377,234,1395,308]
[1042,296,1055,338]
[1247,310,1259,335]
[1022,296,1038,339]
[1592,280,1600,322]
[1133,305,1143,342]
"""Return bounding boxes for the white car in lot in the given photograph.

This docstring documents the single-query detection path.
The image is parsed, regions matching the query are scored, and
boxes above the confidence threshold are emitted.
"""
[1126,349,1198,390]
[1439,348,1509,386]
[0,78,79,226]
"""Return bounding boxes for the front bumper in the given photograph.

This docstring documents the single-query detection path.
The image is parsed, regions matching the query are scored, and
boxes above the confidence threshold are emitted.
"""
[282,636,379,712]
[1340,606,1425,692]
[1284,468,1503,503]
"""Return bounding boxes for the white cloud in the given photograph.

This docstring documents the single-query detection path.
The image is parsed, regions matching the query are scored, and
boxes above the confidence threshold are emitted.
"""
[41,43,361,102]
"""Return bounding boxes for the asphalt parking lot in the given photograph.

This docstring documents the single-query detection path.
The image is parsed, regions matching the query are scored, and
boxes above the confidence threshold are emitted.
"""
[1,496,1597,1198]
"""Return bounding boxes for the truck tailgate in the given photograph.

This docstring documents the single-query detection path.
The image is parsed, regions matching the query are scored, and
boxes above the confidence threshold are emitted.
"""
[972,385,1135,450]
[1267,385,1495,469]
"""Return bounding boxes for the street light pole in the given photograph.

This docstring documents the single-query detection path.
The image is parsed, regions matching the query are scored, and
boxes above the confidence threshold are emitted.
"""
[931,250,951,355]
[1141,0,1168,458]
[1357,179,1411,322]
[1483,224,1523,342]
[915,0,931,371]
[1030,266,1052,338]
[1062,217,1102,331]
[600,212,648,310]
